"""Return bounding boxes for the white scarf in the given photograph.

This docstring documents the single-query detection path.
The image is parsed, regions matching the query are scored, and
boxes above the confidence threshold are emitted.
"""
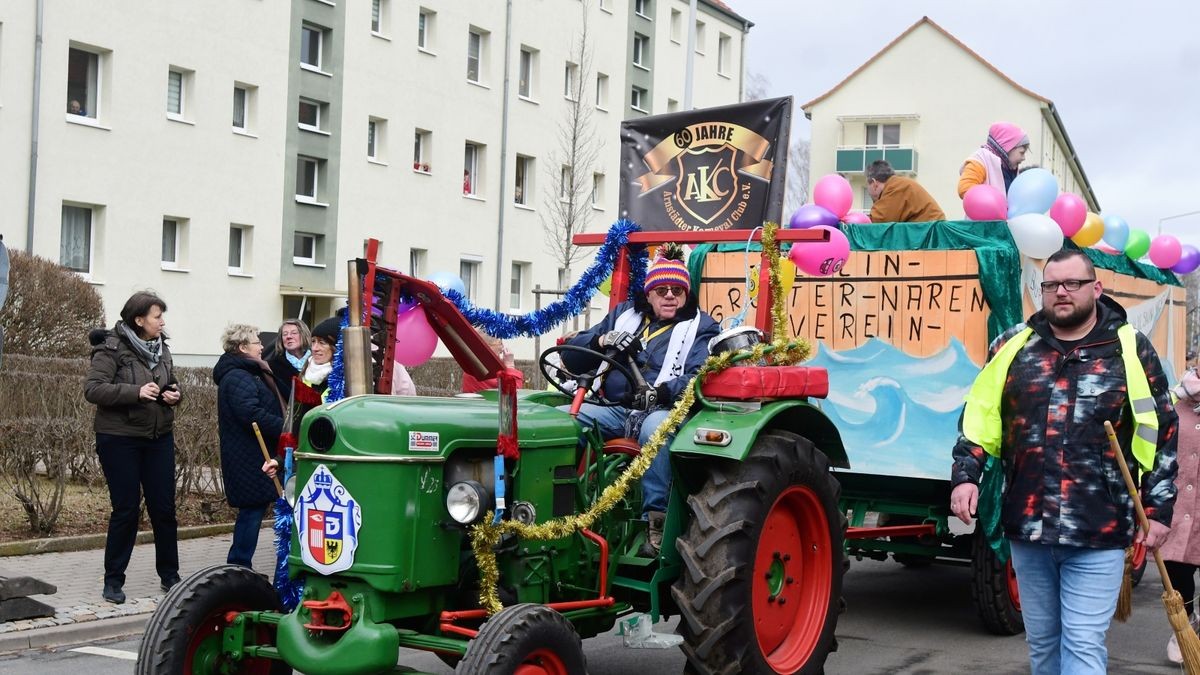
[303,360,332,386]
[612,307,700,387]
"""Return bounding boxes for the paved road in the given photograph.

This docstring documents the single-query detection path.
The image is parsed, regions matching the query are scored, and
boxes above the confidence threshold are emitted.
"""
[1,556,1184,673]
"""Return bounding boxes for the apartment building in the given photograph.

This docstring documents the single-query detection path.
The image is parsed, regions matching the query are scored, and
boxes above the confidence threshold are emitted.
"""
[802,17,1098,219]
[0,0,750,362]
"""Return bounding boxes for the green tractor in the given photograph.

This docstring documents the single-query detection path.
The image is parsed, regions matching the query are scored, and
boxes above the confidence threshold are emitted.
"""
[136,230,848,674]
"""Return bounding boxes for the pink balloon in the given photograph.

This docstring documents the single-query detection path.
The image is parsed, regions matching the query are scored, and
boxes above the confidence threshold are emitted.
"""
[812,174,853,220]
[962,184,1007,221]
[1095,243,1120,255]
[788,203,840,230]
[1048,193,1087,237]
[842,211,872,225]
[394,305,438,366]
[1172,245,1200,275]
[1148,234,1183,269]
[789,225,849,276]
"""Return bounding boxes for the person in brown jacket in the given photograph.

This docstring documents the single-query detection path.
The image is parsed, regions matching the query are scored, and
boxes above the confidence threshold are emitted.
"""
[866,160,946,223]
[83,291,181,604]
[1163,367,1200,663]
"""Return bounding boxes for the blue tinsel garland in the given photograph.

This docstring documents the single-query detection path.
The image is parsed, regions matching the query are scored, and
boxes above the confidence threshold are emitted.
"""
[273,499,303,611]
[444,220,646,339]
[325,310,349,403]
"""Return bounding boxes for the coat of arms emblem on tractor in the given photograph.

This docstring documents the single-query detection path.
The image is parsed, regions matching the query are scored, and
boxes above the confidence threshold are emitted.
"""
[297,464,362,574]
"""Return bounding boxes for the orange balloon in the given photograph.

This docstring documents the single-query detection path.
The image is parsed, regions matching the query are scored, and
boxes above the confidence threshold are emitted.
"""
[1071,212,1104,248]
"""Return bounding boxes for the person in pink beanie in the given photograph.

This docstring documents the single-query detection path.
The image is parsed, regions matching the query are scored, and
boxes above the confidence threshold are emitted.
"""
[957,121,1030,198]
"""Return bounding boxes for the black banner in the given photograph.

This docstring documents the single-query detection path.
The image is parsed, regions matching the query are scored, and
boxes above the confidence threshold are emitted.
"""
[619,96,791,232]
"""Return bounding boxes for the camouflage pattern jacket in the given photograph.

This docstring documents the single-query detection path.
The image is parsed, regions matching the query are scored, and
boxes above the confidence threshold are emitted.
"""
[951,295,1178,549]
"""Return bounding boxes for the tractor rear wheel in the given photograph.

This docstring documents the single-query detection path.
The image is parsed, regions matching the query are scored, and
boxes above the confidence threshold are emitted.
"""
[970,528,1023,635]
[135,564,291,675]
[672,430,844,674]
[456,603,586,675]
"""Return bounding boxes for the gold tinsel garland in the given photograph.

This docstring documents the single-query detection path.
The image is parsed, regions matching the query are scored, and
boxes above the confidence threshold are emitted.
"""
[469,221,811,615]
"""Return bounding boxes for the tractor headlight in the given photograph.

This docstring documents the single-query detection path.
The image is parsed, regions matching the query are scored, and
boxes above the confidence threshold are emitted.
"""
[284,475,297,507]
[446,481,488,525]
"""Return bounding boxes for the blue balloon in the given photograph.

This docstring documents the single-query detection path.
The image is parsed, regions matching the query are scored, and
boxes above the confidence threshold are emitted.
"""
[1101,215,1130,251]
[1006,168,1059,218]
[427,271,467,296]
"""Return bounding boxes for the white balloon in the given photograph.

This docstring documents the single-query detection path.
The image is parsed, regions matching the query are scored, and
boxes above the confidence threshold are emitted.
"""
[1008,213,1064,259]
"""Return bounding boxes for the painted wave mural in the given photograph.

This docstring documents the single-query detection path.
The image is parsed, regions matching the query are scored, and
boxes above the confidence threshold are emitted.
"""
[806,337,982,480]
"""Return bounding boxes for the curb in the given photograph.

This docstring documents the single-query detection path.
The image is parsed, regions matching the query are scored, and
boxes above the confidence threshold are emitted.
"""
[0,613,148,653]
[0,522,242,557]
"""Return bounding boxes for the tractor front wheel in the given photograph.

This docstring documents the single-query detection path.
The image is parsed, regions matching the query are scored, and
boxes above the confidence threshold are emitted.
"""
[672,430,844,674]
[456,603,586,675]
[970,528,1023,635]
[135,564,291,675]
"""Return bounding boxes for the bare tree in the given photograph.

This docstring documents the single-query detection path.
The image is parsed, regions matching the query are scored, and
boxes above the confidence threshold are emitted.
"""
[541,1,602,289]
[744,71,810,217]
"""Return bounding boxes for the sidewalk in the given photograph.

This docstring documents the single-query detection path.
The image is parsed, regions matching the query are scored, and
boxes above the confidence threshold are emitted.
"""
[0,526,277,652]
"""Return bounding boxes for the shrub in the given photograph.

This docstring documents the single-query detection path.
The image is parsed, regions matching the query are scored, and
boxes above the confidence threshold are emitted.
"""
[0,250,105,359]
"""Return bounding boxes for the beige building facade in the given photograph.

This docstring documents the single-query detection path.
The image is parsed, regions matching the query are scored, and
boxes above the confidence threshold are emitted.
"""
[0,0,749,363]
[802,17,1098,220]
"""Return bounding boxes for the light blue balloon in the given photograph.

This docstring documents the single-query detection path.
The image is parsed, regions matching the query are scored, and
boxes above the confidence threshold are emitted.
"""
[1101,215,1129,251]
[427,271,467,296]
[1006,168,1059,218]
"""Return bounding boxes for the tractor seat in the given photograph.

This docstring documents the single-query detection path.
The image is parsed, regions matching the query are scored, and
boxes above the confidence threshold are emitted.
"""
[603,438,642,457]
[700,366,829,401]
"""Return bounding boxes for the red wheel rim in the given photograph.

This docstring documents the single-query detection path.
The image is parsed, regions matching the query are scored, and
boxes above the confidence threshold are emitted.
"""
[1132,541,1147,569]
[183,603,274,675]
[752,486,832,673]
[513,648,569,675]
[1005,560,1021,612]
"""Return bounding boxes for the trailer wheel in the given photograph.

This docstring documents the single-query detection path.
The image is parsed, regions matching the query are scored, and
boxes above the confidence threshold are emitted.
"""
[456,604,586,675]
[135,564,291,675]
[672,430,844,674]
[970,528,1023,635]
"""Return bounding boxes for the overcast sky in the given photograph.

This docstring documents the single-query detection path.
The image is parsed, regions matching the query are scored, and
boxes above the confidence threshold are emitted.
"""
[727,0,1200,247]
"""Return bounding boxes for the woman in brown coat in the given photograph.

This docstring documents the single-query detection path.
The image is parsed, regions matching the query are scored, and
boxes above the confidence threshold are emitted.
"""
[83,292,181,604]
[1164,367,1200,663]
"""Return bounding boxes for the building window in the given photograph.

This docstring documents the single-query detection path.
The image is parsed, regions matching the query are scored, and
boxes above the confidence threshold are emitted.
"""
[519,47,535,99]
[413,128,431,171]
[630,86,647,112]
[409,248,426,276]
[294,232,321,265]
[460,259,481,301]
[66,47,99,119]
[592,173,605,208]
[166,68,193,118]
[371,0,386,35]
[564,61,579,100]
[670,9,682,42]
[466,29,483,83]
[718,33,731,75]
[417,8,433,50]
[634,0,650,18]
[560,165,572,200]
[161,217,186,266]
[595,72,608,109]
[367,117,386,160]
[60,204,93,273]
[233,85,251,131]
[298,98,325,132]
[514,155,532,206]
[228,225,251,274]
[632,34,648,68]
[296,155,321,201]
[510,262,528,309]
[301,24,325,71]
[464,142,481,196]
[866,123,901,147]
[557,267,568,291]
[695,20,706,53]
[667,98,678,112]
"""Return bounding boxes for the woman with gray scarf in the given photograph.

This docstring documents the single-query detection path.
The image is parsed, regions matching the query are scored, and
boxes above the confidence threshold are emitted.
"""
[84,291,181,604]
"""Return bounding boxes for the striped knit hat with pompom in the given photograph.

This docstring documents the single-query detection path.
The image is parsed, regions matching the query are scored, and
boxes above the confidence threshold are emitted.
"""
[644,252,690,294]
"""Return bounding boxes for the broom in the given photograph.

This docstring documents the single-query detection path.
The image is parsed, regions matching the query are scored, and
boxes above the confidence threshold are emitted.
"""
[1106,420,1200,674]
[253,421,303,611]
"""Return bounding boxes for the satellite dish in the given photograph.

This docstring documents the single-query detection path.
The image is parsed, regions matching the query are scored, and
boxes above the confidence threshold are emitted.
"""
[0,239,8,310]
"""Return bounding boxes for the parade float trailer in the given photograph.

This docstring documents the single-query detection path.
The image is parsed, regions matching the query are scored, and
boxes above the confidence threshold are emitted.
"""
[694,219,1186,634]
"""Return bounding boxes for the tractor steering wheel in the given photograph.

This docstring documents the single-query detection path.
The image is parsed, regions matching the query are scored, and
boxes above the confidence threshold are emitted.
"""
[539,344,638,408]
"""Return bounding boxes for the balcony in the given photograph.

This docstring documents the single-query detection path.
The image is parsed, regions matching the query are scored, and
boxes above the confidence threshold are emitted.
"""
[835,146,918,173]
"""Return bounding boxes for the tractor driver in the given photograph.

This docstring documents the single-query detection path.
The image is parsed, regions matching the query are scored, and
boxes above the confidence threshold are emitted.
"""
[557,247,719,556]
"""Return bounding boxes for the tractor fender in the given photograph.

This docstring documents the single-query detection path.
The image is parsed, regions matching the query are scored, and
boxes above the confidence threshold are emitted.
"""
[672,399,849,469]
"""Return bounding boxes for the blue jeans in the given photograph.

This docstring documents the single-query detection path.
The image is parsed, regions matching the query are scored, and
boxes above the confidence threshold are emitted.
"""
[562,403,673,515]
[228,504,268,567]
[1008,539,1125,675]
